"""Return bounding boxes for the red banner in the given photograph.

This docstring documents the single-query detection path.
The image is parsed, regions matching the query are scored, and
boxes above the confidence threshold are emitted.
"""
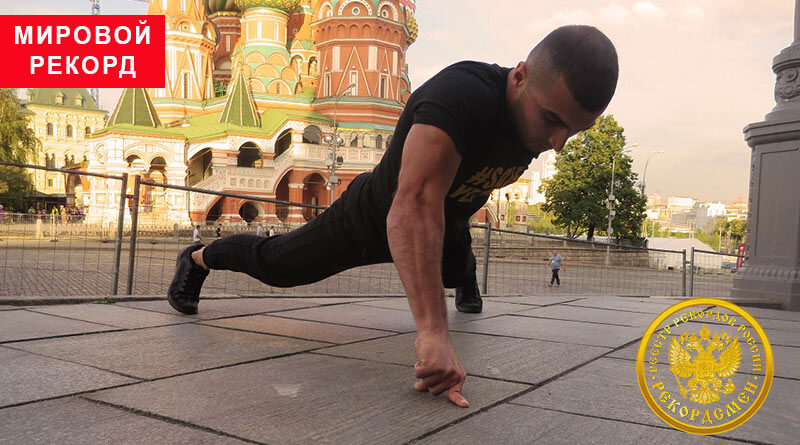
[0,15,164,87]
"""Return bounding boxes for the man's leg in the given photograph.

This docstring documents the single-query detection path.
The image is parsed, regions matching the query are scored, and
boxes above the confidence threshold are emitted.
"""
[443,226,482,314]
[554,269,560,286]
[549,269,555,287]
[168,195,388,314]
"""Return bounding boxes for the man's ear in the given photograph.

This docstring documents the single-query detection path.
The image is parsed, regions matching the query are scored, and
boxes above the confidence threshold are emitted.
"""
[512,61,527,87]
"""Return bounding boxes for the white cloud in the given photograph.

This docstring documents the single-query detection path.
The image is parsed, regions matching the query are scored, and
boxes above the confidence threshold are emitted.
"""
[601,3,633,25]
[632,1,666,20]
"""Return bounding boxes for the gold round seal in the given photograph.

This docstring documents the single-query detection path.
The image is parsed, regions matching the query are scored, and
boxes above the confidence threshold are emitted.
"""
[636,298,774,435]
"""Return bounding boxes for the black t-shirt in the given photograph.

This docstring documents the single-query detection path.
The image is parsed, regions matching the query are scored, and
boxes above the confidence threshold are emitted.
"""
[344,61,536,236]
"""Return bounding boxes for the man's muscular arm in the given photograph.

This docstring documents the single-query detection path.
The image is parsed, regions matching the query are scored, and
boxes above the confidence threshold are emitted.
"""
[386,123,468,407]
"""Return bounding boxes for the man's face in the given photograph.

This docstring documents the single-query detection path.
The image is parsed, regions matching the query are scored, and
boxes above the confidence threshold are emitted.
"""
[552,249,558,255]
[508,63,602,155]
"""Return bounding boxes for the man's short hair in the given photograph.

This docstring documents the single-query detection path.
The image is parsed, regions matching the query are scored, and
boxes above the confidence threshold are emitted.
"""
[529,25,619,113]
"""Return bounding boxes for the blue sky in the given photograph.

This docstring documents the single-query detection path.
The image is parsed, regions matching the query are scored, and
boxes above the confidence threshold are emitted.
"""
[3,1,795,201]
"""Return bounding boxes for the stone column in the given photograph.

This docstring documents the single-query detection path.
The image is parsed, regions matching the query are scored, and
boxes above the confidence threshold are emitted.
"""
[731,0,800,310]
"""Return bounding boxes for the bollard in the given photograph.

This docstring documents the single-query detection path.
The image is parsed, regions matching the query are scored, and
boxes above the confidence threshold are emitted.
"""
[482,224,491,295]
[111,173,128,296]
[126,176,141,295]
[681,249,687,296]
[49,214,56,242]
[688,247,695,297]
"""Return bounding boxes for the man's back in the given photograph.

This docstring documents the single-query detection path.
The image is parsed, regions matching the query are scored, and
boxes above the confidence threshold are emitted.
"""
[346,62,535,242]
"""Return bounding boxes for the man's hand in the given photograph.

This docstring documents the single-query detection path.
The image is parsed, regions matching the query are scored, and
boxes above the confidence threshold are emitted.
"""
[413,332,469,407]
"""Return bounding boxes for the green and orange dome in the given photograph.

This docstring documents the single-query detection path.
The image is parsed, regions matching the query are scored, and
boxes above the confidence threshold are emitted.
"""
[233,0,301,14]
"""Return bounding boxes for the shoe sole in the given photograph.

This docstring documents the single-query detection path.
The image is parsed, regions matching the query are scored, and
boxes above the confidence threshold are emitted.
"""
[456,305,483,314]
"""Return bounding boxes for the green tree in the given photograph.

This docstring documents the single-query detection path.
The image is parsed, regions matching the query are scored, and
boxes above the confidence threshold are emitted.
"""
[0,88,39,210]
[540,115,646,239]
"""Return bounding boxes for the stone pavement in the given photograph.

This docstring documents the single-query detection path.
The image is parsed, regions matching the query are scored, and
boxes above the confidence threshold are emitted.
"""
[0,295,798,444]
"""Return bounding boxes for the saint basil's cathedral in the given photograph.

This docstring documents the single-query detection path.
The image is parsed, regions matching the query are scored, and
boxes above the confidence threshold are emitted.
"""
[65,0,418,226]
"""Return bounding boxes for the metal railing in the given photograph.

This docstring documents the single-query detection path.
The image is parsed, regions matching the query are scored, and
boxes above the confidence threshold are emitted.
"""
[0,161,743,299]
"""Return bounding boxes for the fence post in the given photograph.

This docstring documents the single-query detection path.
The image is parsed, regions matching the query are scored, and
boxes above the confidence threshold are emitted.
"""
[482,224,491,295]
[126,175,141,295]
[681,249,687,297]
[689,247,695,297]
[111,173,128,296]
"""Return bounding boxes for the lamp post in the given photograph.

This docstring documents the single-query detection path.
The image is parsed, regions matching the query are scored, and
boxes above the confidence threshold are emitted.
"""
[606,143,638,266]
[323,84,355,205]
[640,150,664,237]
[640,150,665,195]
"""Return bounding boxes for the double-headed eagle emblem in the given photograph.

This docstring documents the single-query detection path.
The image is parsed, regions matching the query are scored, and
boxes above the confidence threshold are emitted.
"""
[669,324,742,405]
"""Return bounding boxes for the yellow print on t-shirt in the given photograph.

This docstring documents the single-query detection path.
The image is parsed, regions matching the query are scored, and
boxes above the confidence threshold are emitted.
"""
[448,166,527,203]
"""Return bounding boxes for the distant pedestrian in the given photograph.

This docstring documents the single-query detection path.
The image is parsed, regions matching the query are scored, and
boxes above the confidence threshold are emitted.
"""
[546,249,564,287]
[215,225,222,239]
[256,224,263,237]
[267,226,275,237]
[192,225,202,245]
[60,205,68,225]
[0,204,4,223]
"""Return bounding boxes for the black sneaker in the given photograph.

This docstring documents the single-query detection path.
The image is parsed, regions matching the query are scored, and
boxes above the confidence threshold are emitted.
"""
[167,244,208,314]
[455,280,483,314]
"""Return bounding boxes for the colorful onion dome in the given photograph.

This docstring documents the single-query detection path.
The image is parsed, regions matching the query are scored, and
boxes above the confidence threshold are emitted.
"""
[405,11,418,45]
[233,0,302,14]
[204,0,241,15]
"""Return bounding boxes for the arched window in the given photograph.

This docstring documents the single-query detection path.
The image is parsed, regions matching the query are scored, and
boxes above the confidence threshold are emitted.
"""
[85,126,91,137]
[238,142,262,167]
[66,125,73,138]
[46,123,53,136]
[274,130,292,158]
[350,135,358,147]
[302,125,322,144]
[375,134,383,149]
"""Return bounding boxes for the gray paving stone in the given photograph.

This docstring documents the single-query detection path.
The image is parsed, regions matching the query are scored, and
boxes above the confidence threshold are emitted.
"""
[278,303,417,333]
[266,297,387,305]
[119,297,319,320]
[608,342,800,380]
[484,295,579,306]
[566,296,684,313]
[515,304,656,327]
[355,296,533,323]
[202,315,390,344]
[11,324,325,379]
[513,358,679,425]
[453,315,643,348]
[0,347,135,408]
[320,331,610,384]
[514,357,800,445]
[0,397,246,444]
[735,306,800,322]
[88,354,530,444]
[418,404,737,444]
[29,304,194,329]
[0,310,116,343]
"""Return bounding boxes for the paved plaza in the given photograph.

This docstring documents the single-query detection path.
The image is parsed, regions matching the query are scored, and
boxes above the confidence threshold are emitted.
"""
[0,294,798,444]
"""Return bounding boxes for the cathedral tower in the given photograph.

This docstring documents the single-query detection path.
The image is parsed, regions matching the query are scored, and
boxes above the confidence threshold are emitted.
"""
[205,0,243,93]
[147,0,218,122]
[231,0,303,100]
[311,0,416,131]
